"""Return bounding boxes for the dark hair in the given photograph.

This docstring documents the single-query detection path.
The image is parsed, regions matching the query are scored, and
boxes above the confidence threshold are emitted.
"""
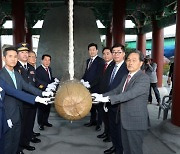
[42,54,51,60]
[28,51,36,54]
[102,47,112,54]
[3,46,17,57]
[88,43,98,50]
[111,43,125,52]
[126,50,144,62]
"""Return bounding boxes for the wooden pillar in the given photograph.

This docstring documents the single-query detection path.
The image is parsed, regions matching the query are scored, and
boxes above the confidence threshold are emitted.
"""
[106,26,112,48]
[171,0,180,127]
[152,20,164,87]
[26,27,33,51]
[137,33,146,56]
[112,0,126,45]
[12,0,26,45]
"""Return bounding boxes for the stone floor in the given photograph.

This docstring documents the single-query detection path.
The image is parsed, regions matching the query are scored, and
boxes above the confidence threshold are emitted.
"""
[23,85,179,154]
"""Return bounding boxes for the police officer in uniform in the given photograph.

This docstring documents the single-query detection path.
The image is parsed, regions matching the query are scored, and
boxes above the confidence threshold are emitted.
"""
[15,43,41,152]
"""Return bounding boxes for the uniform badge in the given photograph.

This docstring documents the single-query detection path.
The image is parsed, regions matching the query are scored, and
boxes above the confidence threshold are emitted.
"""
[30,71,35,75]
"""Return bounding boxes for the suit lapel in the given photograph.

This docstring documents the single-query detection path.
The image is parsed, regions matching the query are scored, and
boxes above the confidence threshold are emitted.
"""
[2,68,16,89]
[125,70,143,91]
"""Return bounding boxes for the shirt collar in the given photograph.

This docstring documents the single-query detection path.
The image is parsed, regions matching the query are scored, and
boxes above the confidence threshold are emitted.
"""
[128,69,140,78]
[90,55,98,61]
[106,59,113,65]
[5,67,14,73]
[115,60,124,68]
[18,61,27,66]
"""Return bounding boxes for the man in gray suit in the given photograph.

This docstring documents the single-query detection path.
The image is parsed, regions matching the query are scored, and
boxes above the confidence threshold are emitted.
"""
[92,50,150,154]
[0,46,53,154]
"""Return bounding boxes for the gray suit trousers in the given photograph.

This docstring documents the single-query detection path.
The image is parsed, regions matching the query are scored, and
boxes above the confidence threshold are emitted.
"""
[121,127,147,154]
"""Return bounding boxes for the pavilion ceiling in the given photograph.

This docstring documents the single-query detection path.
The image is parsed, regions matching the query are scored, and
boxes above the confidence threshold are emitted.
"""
[0,0,177,35]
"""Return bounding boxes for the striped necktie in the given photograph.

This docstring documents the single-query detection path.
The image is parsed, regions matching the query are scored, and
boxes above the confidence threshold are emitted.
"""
[109,65,118,85]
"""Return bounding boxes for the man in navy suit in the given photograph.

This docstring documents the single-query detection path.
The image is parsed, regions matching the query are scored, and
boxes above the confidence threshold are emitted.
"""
[101,44,128,154]
[0,46,53,154]
[82,43,104,130]
[0,78,52,154]
[97,47,114,141]
[35,54,56,130]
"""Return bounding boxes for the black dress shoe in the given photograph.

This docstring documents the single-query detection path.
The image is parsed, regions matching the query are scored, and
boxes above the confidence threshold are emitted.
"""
[16,150,24,154]
[103,136,111,142]
[84,122,96,127]
[97,132,107,138]
[22,145,35,151]
[39,125,44,130]
[95,125,101,131]
[44,122,53,127]
[31,137,41,143]
[104,146,115,154]
[33,132,41,137]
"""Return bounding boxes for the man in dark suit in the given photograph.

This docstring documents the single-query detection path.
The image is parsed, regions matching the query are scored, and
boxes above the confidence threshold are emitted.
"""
[82,43,104,131]
[14,43,41,152]
[0,46,53,154]
[102,44,128,154]
[93,50,150,154]
[97,47,114,141]
[0,78,52,154]
[35,54,56,130]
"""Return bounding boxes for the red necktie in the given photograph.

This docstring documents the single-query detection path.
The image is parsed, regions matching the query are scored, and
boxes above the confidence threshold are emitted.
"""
[103,63,108,73]
[123,75,131,92]
[45,68,49,73]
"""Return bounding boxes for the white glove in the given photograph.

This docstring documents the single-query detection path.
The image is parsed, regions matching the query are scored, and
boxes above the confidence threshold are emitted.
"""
[94,95,110,103]
[83,81,91,88]
[35,96,52,105]
[91,93,103,98]
[7,119,13,128]
[47,83,56,90]
[80,79,85,83]
[45,87,55,92]
[42,91,54,97]
[103,103,108,112]
[54,78,60,84]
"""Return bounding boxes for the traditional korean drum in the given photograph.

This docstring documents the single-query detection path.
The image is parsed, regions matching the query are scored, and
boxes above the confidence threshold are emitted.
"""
[54,80,92,120]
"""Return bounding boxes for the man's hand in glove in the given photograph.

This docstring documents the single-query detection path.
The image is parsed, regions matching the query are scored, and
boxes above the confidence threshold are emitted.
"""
[35,96,53,105]
[47,83,56,90]
[80,79,90,88]
[93,94,110,103]
[42,91,54,97]
[54,78,60,84]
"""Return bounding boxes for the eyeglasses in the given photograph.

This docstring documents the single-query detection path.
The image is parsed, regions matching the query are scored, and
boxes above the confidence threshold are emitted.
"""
[112,52,122,55]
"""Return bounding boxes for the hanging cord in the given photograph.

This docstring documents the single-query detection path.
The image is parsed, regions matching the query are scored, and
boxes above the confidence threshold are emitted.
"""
[68,0,74,80]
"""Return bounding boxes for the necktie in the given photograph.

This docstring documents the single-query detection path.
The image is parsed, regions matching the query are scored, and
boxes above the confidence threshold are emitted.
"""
[103,63,108,73]
[45,67,51,80]
[109,65,118,85]
[88,58,93,69]
[122,75,131,92]
[24,64,27,70]
[11,72,17,89]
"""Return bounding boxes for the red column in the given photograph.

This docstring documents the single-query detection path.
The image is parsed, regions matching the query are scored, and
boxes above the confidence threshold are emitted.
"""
[12,0,26,45]
[26,27,33,51]
[137,33,146,56]
[171,0,180,127]
[152,20,164,87]
[112,0,126,45]
[0,36,2,69]
[106,26,112,48]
